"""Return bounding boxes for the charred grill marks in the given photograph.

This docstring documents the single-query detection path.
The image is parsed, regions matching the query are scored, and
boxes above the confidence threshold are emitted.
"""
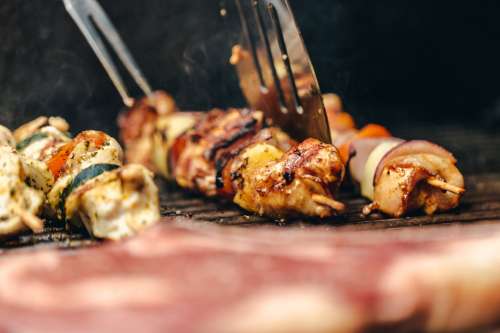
[205,117,259,161]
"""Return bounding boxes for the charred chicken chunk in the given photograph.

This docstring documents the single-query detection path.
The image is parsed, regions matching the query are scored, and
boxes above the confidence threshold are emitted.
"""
[172,108,267,196]
[0,146,44,236]
[231,139,345,218]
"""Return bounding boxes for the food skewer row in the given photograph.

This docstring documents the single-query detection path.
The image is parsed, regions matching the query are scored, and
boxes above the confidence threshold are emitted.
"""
[0,117,160,240]
[119,91,346,218]
[324,94,465,217]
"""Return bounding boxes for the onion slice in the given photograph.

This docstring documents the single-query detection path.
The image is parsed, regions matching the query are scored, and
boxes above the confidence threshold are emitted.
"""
[349,138,404,185]
[373,140,457,185]
[361,140,403,200]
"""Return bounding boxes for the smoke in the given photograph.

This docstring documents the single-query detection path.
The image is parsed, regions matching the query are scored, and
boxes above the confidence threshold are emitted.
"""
[174,0,245,110]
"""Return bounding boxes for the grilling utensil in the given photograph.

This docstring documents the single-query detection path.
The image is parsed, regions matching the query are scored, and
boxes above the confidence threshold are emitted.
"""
[229,0,332,143]
[63,0,152,107]
[64,0,331,143]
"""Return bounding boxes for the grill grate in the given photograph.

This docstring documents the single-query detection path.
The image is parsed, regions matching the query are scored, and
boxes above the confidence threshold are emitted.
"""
[1,124,500,251]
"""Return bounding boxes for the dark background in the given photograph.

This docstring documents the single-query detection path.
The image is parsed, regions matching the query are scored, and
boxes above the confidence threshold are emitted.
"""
[1,0,500,136]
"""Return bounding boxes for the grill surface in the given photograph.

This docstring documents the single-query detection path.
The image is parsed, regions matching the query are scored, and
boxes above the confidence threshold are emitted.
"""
[1,124,499,251]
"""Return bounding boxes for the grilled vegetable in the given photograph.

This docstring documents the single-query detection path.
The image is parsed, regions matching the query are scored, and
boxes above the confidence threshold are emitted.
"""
[15,122,72,192]
[58,163,120,218]
[16,132,49,151]
[47,130,121,181]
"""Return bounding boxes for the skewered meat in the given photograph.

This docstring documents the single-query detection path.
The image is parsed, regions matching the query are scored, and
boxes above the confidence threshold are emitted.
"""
[14,117,72,192]
[39,130,160,239]
[172,108,268,196]
[0,146,44,236]
[118,90,180,172]
[230,139,345,217]
[119,92,346,218]
[325,94,465,217]
[7,117,161,240]
[64,164,159,240]
[0,124,44,236]
[369,142,464,216]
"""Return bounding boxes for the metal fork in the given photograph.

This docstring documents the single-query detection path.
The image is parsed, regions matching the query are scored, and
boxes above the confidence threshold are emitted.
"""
[229,0,332,143]
[63,0,152,107]
[64,0,331,143]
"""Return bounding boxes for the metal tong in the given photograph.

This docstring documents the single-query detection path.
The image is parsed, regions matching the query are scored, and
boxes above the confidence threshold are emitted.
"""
[229,0,331,143]
[63,0,152,107]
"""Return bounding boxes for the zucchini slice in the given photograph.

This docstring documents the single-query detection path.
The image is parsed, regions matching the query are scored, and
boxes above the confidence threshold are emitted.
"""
[16,132,49,151]
[59,163,120,218]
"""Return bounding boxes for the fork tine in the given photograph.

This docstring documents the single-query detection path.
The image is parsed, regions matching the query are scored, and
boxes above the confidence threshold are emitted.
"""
[85,0,153,97]
[252,0,288,114]
[235,0,266,90]
[64,0,152,106]
[267,3,303,115]
[231,0,332,143]
[64,0,133,106]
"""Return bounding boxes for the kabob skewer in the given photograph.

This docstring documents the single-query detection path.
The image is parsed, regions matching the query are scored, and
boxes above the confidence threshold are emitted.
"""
[324,94,465,217]
[119,91,346,218]
[0,116,160,240]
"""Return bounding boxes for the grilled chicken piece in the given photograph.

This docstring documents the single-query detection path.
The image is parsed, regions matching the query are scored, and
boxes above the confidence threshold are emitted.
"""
[120,93,346,218]
[324,93,465,217]
[64,164,159,240]
[172,108,268,196]
[216,127,295,198]
[373,153,464,217]
[230,139,345,218]
[0,146,44,236]
[118,91,178,171]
